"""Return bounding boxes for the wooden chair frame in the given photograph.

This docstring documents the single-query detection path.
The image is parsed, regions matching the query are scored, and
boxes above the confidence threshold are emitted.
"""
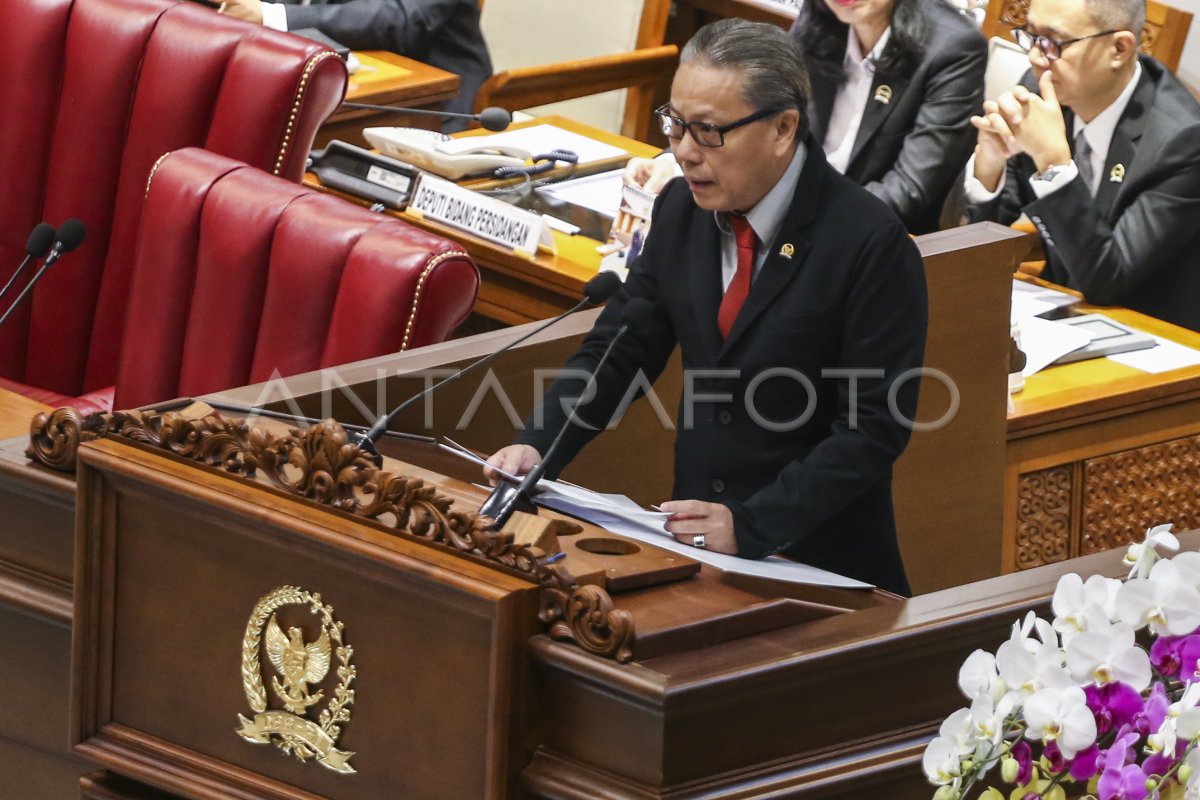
[473,0,677,141]
[981,0,1192,70]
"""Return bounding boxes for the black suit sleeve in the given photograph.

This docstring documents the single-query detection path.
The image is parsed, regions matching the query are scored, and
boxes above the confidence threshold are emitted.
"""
[281,0,456,54]
[728,221,928,559]
[1023,124,1200,306]
[864,25,986,228]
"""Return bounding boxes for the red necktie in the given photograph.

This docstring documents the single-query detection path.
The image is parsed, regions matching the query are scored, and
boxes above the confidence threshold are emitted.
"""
[717,213,756,339]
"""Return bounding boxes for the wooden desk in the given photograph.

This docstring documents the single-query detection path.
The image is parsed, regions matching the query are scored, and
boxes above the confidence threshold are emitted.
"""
[1006,299,1200,572]
[308,115,662,325]
[0,389,49,438]
[315,51,460,149]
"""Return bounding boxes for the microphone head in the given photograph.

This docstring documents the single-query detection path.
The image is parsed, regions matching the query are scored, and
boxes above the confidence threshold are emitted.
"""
[621,297,655,327]
[583,271,622,305]
[26,223,56,258]
[477,107,512,132]
[55,219,87,253]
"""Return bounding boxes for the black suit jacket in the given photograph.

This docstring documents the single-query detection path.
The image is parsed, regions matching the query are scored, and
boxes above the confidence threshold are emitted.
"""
[279,0,492,124]
[516,141,928,596]
[793,0,986,234]
[970,56,1200,332]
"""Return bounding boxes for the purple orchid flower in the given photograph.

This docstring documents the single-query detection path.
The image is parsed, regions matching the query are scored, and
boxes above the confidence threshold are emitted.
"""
[1086,682,1145,736]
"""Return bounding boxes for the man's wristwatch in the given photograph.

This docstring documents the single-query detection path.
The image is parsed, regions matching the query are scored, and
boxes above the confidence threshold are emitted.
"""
[1035,163,1070,182]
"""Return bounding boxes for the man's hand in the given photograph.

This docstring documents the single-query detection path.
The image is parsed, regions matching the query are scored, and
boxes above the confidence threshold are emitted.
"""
[971,70,1072,184]
[221,0,264,24]
[660,499,737,555]
[970,97,1022,192]
[484,445,540,486]
[623,154,677,195]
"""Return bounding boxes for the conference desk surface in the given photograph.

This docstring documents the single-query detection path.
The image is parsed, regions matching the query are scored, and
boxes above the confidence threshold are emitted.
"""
[1004,293,1200,572]
[0,390,48,439]
[315,50,460,148]
[307,115,662,325]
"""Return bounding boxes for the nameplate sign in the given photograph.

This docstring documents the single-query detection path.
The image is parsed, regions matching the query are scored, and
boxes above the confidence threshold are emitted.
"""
[407,174,550,257]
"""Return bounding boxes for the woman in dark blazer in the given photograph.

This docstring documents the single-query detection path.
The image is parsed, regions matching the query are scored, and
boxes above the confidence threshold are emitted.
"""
[791,0,986,233]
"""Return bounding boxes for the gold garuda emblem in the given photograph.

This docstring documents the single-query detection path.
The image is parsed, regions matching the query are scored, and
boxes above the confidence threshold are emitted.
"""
[237,585,357,773]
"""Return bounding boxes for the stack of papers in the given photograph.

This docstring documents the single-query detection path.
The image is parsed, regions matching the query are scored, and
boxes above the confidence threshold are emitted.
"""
[439,439,872,589]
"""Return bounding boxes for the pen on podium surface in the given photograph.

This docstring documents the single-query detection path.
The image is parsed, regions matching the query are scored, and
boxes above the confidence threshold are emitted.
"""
[540,551,567,565]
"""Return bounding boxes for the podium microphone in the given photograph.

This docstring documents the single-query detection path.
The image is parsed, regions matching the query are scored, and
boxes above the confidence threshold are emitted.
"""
[338,101,513,132]
[479,297,654,530]
[0,223,57,305]
[0,219,87,329]
[353,271,623,466]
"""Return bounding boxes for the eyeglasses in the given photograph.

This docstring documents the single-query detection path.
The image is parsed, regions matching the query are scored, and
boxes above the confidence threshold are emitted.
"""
[1010,26,1121,61]
[654,104,781,147]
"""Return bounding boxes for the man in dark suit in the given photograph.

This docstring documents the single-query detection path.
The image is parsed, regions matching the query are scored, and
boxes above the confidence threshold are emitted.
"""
[967,0,1200,331]
[487,19,927,596]
[794,0,987,234]
[221,0,492,126]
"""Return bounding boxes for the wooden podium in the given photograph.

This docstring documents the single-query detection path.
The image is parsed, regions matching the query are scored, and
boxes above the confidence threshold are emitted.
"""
[2,221,1039,798]
[54,413,1200,799]
[59,409,889,799]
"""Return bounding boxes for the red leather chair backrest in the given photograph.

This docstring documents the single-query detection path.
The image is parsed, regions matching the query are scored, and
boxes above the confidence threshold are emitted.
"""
[0,0,347,399]
[113,148,479,410]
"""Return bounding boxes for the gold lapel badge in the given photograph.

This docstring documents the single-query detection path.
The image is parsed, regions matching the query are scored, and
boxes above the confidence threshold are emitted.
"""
[873,85,892,104]
[237,586,357,774]
[780,243,795,259]
[1109,164,1125,183]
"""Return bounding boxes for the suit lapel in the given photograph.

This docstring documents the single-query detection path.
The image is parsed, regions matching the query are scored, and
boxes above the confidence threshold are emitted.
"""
[689,210,725,365]
[717,142,825,359]
[1093,69,1151,220]
[847,67,909,171]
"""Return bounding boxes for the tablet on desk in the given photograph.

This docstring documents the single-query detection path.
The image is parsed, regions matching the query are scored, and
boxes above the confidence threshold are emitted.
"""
[1050,313,1158,365]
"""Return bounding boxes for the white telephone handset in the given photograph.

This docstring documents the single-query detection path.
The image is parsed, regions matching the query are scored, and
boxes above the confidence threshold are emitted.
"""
[363,127,531,180]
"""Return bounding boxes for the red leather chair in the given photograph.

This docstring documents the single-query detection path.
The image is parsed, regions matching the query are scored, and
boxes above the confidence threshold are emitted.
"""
[0,0,348,412]
[112,148,479,410]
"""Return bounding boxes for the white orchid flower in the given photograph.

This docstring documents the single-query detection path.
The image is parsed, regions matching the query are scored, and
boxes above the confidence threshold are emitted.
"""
[968,691,1015,751]
[1064,621,1152,691]
[1172,550,1200,590]
[1156,682,1200,756]
[923,707,974,784]
[1124,523,1179,579]
[1052,572,1121,644]
[1022,685,1098,759]
[1116,559,1200,636]
[923,736,965,785]
[959,649,1007,703]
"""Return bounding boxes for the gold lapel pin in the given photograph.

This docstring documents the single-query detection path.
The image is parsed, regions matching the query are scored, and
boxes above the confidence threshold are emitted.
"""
[779,243,795,259]
[1109,164,1125,183]
[873,85,892,104]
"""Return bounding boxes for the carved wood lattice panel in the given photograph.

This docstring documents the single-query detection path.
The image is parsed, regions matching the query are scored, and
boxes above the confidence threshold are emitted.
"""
[1015,465,1073,569]
[1081,435,1200,555]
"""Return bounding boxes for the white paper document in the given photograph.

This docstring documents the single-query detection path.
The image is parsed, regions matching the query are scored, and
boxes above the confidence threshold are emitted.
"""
[469,125,629,166]
[1018,314,1093,376]
[1108,336,1200,373]
[1012,280,1080,318]
[538,169,626,217]
[439,438,872,588]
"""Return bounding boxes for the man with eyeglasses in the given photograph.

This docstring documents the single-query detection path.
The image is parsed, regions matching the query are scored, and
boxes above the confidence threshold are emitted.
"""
[486,19,927,596]
[966,0,1200,331]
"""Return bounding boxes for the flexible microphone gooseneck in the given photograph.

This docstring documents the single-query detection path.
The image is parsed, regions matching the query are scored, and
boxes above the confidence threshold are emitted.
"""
[338,101,513,133]
[479,297,654,530]
[0,219,87,329]
[0,223,57,306]
[353,271,624,466]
